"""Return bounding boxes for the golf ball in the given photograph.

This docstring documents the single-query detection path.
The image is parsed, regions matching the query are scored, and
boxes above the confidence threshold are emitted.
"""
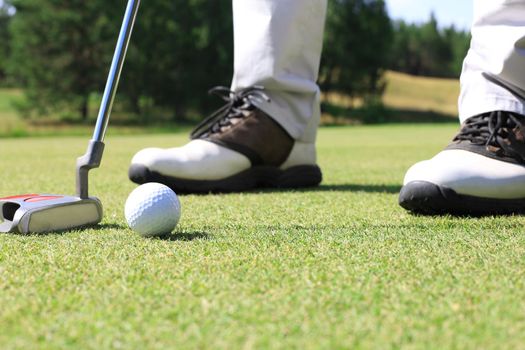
[125,183,181,237]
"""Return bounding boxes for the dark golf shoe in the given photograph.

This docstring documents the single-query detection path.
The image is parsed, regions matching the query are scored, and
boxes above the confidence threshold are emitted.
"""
[399,111,525,215]
[129,86,322,193]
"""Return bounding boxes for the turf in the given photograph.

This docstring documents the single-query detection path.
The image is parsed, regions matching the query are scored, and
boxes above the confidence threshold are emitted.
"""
[1,124,525,349]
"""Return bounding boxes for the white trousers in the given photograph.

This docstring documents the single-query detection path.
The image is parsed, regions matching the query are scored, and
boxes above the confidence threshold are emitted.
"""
[231,0,525,140]
[231,0,326,143]
[459,0,525,122]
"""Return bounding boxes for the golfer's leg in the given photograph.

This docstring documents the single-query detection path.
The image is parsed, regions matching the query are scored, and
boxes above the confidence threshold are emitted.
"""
[231,0,327,144]
[399,0,525,215]
[129,0,327,193]
[459,0,525,121]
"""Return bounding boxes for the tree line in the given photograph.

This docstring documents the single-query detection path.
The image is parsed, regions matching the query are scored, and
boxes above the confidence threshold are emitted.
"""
[0,0,470,122]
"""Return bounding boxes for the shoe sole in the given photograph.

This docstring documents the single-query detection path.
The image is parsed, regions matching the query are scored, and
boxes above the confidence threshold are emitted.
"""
[399,181,525,216]
[129,164,323,194]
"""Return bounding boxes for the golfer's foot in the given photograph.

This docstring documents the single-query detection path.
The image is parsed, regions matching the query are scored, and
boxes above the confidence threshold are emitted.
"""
[129,86,322,193]
[399,111,525,216]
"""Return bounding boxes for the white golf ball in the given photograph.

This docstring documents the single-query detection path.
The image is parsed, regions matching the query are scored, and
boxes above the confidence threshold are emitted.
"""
[125,183,181,237]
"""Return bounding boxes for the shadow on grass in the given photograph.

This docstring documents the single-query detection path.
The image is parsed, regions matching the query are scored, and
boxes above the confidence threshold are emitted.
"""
[265,184,402,194]
[310,184,401,194]
[181,183,402,196]
[0,222,127,237]
[98,223,127,230]
[154,231,212,242]
[321,102,457,124]
[384,108,457,124]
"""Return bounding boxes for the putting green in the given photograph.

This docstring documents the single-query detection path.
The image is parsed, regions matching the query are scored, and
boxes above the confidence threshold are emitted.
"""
[1,124,525,349]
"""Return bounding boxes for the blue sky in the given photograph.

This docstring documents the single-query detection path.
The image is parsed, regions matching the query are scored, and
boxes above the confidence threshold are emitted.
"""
[385,0,473,30]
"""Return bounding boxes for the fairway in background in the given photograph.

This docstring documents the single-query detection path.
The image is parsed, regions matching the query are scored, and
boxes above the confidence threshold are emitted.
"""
[0,71,460,137]
[383,71,459,116]
[322,71,459,124]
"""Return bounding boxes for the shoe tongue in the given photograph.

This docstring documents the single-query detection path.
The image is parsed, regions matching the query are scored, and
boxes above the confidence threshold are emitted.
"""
[191,87,266,140]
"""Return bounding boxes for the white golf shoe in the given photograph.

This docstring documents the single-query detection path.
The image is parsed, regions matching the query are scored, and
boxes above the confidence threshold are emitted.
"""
[129,87,322,193]
[399,111,525,215]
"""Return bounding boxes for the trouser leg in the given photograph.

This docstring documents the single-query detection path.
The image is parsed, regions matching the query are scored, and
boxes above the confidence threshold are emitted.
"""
[459,0,525,122]
[231,0,327,143]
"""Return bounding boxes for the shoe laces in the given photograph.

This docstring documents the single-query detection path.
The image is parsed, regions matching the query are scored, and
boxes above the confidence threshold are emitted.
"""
[191,86,270,139]
[454,111,525,161]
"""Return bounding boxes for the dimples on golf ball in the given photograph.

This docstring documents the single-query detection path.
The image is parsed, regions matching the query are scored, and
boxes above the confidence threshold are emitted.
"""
[125,183,181,236]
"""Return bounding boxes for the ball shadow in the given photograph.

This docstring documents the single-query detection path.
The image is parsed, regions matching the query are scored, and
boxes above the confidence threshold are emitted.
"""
[153,231,212,242]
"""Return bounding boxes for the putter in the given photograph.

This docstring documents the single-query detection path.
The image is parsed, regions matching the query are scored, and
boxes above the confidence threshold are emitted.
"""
[0,0,141,234]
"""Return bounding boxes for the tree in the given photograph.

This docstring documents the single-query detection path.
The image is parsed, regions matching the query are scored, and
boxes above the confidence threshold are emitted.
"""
[8,0,234,122]
[320,0,393,102]
[443,26,471,76]
[8,0,123,120]
[388,15,470,78]
[0,0,12,84]
[418,13,453,77]
[118,0,234,122]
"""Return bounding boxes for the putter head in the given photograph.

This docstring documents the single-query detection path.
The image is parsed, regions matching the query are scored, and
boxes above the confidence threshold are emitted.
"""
[0,194,102,234]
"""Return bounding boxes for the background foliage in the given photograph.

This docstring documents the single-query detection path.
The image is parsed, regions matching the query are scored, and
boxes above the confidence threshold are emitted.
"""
[389,15,470,78]
[0,0,470,122]
[320,0,393,103]
[0,2,12,83]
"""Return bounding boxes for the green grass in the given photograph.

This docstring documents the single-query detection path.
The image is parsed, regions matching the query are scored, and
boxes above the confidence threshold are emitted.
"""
[2,125,525,349]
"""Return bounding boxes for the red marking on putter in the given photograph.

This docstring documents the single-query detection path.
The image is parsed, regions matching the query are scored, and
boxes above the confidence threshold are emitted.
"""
[0,194,40,200]
[24,196,64,203]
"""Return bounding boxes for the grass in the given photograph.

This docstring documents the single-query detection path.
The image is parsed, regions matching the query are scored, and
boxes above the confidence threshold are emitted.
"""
[383,71,460,117]
[2,124,525,349]
[322,71,460,124]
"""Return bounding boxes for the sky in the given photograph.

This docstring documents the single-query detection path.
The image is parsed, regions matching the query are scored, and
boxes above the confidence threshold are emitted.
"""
[385,0,473,30]
[0,0,14,15]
